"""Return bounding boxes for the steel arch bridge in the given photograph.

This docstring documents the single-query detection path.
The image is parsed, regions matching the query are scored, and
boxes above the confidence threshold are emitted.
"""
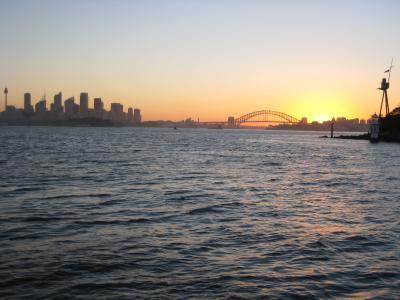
[235,110,299,125]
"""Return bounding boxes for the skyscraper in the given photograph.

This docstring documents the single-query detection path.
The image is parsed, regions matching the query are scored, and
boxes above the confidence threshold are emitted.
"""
[94,98,103,118]
[53,92,63,113]
[127,107,134,121]
[35,100,47,113]
[79,92,89,115]
[65,97,76,116]
[24,93,33,113]
[110,103,124,121]
[133,109,142,124]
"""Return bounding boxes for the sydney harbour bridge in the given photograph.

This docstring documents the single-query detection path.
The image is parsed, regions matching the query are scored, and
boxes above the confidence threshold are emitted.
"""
[200,110,300,127]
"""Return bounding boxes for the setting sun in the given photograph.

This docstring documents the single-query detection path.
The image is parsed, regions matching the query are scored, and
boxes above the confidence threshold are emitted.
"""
[314,114,332,123]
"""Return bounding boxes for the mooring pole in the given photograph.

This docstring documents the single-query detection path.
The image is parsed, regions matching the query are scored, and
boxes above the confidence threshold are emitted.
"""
[330,118,334,138]
[4,87,8,112]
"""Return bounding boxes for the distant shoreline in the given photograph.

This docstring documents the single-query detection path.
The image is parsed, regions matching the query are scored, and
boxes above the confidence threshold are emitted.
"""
[0,121,368,133]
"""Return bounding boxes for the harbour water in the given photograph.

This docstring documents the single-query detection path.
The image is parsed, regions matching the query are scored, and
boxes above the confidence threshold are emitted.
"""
[0,127,399,299]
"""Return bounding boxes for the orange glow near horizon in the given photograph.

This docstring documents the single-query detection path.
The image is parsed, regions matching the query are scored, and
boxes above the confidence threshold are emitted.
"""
[1,85,381,123]
[1,2,399,123]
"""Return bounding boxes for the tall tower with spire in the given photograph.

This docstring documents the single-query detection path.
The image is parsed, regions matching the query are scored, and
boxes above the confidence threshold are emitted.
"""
[4,87,8,112]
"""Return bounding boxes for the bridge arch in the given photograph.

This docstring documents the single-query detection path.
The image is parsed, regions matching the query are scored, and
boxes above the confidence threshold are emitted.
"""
[235,110,299,125]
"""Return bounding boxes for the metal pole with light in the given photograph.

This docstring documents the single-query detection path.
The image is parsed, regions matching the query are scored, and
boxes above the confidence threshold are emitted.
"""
[4,87,8,112]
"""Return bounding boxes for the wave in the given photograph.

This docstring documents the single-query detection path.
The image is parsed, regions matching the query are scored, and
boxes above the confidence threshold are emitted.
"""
[75,218,151,226]
[188,202,244,215]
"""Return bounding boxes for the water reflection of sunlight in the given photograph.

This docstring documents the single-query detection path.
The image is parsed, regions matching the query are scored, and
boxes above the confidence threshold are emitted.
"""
[342,290,389,299]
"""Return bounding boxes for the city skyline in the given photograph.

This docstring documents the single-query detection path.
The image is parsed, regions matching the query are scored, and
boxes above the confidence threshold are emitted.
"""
[2,88,142,125]
[2,89,139,115]
[2,87,372,124]
[0,86,368,132]
[1,1,400,122]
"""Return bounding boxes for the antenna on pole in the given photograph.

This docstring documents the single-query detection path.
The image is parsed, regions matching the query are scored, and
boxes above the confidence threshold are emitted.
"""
[387,58,394,83]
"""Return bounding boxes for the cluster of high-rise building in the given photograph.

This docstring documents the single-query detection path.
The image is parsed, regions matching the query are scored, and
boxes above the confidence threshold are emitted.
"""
[1,90,142,124]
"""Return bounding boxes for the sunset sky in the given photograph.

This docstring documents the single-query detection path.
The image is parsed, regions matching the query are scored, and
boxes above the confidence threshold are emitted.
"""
[1,0,400,122]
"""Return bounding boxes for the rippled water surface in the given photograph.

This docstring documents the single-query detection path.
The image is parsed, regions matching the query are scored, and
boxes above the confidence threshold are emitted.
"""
[0,126,399,299]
